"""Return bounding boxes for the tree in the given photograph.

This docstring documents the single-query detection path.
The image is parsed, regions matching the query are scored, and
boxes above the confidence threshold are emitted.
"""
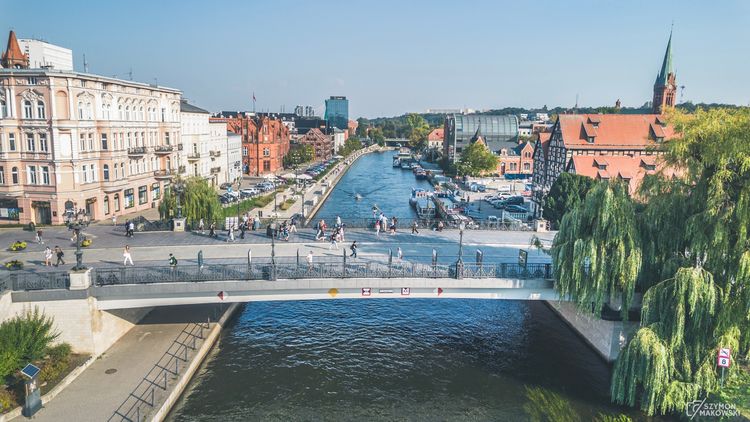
[355,117,370,138]
[283,144,314,167]
[159,177,222,223]
[339,137,363,157]
[610,108,750,415]
[543,173,597,227]
[455,141,497,176]
[370,128,385,146]
[406,113,430,151]
[551,181,642,320]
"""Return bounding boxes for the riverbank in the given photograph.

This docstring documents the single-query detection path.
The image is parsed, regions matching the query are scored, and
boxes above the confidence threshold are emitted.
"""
[16,304,239,422]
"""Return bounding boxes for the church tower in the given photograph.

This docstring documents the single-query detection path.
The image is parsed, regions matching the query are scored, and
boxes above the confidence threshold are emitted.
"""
[652,30,676,114]
[1,30,29,69]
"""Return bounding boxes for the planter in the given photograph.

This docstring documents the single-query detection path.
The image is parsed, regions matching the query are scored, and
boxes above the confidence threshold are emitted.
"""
[4,261,24,270]
[9,241,27,252]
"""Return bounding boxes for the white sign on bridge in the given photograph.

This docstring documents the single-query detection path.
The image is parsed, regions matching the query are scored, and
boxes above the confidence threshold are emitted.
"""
[717,348,731,368]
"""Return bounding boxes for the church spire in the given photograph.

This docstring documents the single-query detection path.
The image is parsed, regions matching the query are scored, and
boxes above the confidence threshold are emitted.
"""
[652,29,676,114]
[655,29,673,87]
[1,30,29,69]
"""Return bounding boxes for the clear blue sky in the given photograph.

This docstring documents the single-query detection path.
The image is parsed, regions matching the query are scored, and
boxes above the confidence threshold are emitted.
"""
[3,0,749,118]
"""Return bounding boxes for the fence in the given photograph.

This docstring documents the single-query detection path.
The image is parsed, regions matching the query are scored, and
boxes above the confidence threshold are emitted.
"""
[8,271,70,291]
[93,261,552,285]
[109,321,209,422]
[305,216,533,231]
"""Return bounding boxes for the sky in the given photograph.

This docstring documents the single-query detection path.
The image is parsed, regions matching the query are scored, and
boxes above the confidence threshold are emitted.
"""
[3,0,749,118]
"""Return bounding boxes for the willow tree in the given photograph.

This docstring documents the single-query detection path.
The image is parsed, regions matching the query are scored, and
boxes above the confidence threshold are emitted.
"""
[159,177,222,223]
[550,181,642,320]
[611,108,750,415]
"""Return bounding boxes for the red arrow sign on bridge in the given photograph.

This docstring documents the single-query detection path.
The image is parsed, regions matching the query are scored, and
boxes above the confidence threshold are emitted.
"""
[434,287,443,296]
[217,291,227,301]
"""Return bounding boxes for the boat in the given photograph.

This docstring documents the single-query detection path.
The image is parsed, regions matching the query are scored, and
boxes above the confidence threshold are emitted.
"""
[409,188,432,205]
[392,158,401,167]
[415,168,427,180]
[412,197,436,219]
[400,161,412,170]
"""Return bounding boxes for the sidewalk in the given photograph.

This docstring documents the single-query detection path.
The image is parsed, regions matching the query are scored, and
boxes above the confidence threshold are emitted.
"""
[27,304,226,422]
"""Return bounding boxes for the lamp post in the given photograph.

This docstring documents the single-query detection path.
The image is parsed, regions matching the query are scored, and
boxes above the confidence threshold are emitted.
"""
[173,181,185,219]
[455,221,465,279]
[72,222,84,271]
[236,176,242,223]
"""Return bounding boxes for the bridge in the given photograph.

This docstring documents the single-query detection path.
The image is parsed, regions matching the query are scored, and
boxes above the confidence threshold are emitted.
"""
[6,260,555,310]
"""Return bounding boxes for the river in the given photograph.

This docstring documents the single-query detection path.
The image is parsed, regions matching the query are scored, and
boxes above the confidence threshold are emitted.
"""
[166,151,651,421]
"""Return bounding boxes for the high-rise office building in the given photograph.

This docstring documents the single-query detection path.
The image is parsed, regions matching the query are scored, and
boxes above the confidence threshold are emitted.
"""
[324,96,348,130]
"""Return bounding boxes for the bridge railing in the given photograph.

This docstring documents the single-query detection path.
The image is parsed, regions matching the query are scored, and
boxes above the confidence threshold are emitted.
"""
[7,271,70,291]
[306,216,533,230]
[93,261,552,286]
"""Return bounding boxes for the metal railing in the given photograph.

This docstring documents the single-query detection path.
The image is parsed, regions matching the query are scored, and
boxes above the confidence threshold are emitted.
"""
[10,271,70,291]
[127,146,147,155]
[307,216,533,230]
[109,321,209,422]
[93,261,551,285]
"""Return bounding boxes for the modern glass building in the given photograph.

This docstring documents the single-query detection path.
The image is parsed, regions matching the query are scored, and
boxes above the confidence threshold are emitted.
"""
[324,96,348,130]
[443,114,519,162]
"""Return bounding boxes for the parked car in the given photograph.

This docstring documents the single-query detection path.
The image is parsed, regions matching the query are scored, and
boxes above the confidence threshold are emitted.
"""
[504,196,525,206]
[241,188,259,196]
[503,205,528,214]
[219,182,233,190]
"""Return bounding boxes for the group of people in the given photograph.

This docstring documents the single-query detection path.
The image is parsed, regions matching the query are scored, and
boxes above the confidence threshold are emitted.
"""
[42,245,66,267]
[373,211,399,236]
[123,219,136,237]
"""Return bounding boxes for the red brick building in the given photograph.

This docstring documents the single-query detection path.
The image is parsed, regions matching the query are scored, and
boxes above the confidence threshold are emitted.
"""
[297,128,333,160]
[210,112,290,175]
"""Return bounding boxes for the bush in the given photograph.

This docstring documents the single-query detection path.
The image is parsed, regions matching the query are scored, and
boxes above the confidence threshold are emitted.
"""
[0,308,59,378]
[47,343,71,362]
[279,199,295,211]
[0,389,14,413]
[38,354,70,384]
[9,241,26,251]
[4,260,23,270]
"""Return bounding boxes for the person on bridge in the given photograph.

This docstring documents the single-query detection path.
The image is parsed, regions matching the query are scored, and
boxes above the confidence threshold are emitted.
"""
[336,215,342,227]
[350,241,358,258]
[198,218,205,234]
[123,245,134,266]
[44,246,52,266]
[209,222,216,238]
[54,246,65,266]
[169,253,178,269]
[306,251,314,269]
[397,247,403,261]
[227,225,235,242]
[411,221,419,235]
[375,220,381,237]
[329,232,339,250]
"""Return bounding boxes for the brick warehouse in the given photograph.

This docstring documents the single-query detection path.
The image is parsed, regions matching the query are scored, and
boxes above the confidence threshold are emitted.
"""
[211,112,290,175]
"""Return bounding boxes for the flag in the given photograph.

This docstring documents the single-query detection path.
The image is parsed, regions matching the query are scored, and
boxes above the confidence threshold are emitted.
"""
[252,92,256,102]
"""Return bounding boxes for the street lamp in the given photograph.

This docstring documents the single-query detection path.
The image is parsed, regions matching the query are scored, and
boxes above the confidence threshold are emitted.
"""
[173,181,185,219]
[236,176,242,223]
[72,222,85,271]
[455,221,466,279]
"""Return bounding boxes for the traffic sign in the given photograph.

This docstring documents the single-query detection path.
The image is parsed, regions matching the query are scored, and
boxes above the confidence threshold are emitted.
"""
[518,249,528,267]
[328,288,339,297]
[401,287,410,296]
[717,348,731,368]
[434,287,443,296]
[361,288,371,296]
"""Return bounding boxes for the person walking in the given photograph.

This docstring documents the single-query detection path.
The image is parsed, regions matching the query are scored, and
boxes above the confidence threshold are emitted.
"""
[44,246,53,266]
[169,253,178,269]
[397,247,403,261]
[350,241,358,258]
[35,228,43,244]
[123,245,134,266]
[336,215,342,228]
[329,232,338,250]
[54,246,65,267]
[128,220,135,237]
[289,218,297,234]
[375,220,381,237]
[306,250,314,270]
[240,222,246,239]
[124,219,130,237]
[228,225,235,242]
[209,222,216,238]
[411,221,419,235]
[198,218,205,234]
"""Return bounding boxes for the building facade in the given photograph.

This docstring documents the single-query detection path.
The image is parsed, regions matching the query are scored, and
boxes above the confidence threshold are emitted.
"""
[496,141,535,176]
[297,128,333,161]
[211,112,290,176]
[427,127,444,150]
[180,101,211,180]
[225,132,242,183]
[443,114,518,163]
[324,96,348,130]
[0,66,181,224]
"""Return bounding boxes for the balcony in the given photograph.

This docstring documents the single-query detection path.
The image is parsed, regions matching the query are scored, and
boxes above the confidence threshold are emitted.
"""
[102,179,128,194]
[127,146,147,157]
[153,169,177,180]
[209,150,221,157]
[187,153,201,161]
[210,167,221,174]
[154,145,174,155]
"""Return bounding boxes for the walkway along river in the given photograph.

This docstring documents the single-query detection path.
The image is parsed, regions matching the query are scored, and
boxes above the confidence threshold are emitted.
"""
[165,151,653,421]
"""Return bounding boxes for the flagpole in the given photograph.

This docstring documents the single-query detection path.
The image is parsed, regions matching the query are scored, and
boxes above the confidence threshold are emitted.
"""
[252,92,256,114]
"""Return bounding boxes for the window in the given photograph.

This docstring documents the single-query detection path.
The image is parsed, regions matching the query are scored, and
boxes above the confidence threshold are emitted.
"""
[152,184,160,200]
[165,132,170,145]
[27,166,37,184]
[138,185,147,204]
[8,134,15,151]
[79,134,86,151]
[102,104,110,120]
[88,133,94,151]
[126,132,131,148]
[118,105,123,120]
[125,106,130,121]
[27,77,37,85]
[242,147,248,156]
[39,133,48,152]
[36,101,45,119]
[23,100,32,119]
[0,166,4,184]
[587,136,595,143]
[101,133,108,150]
[263,148,270,157]
[510,163,517,171]
[120,162,125,178]
[11,167,18,184]
[90,164,96,182]
[114,194,120,212]
[104,196,110,215]
[263,161,271,172]
[41,166,49,185]
[82,165,88,182]
[26,133,35,151]
[78,102,84,119]
[124,189,134,208]
[161,108,166,122]
[523,163,530,171]
[0,99,7,118]
[113,163,118,179]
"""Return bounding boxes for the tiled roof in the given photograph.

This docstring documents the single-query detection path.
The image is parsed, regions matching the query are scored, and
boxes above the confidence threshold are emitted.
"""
[569,154,678,194]
[428,128,444,141]
[1,30,27,65]
[180,101,210,114]
[558,114,674,150]
[537,132,551,158]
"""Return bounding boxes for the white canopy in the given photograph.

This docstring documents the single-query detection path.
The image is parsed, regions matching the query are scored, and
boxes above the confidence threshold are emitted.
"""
[333,155,344,159]
[296,174,313,180]
[263,174,276,180]
[281,173,296,179]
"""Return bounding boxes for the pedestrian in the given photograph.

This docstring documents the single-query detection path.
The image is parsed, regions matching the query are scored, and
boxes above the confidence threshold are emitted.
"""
[289,218,297,233]
[198,218,205,234]
[228,225,235,242]
[411,221,419,234]
[44,246,52,266]
[350,241,358,258]
[336,215,342,228]
[123,245,134,266]
[240,222,246,239]
[169,253,178,269]
[329,232,338,250]
[54,246,65,266]
[397,247,403,261]
[375,220,381,237]
[437,221,444,232]
[35,228,43,244]
[128,221,135,237]
[124,219,130,237]
[339,225,345,242]
[112,215,117,226]
[306,250,314,269]
[209,222,216,238]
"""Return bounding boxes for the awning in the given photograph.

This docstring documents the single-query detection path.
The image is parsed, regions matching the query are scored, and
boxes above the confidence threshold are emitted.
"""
[281,173,296,179]
[296,174,313,180]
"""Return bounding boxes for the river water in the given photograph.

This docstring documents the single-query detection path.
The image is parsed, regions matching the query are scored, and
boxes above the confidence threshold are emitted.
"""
[166,151,649,421]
